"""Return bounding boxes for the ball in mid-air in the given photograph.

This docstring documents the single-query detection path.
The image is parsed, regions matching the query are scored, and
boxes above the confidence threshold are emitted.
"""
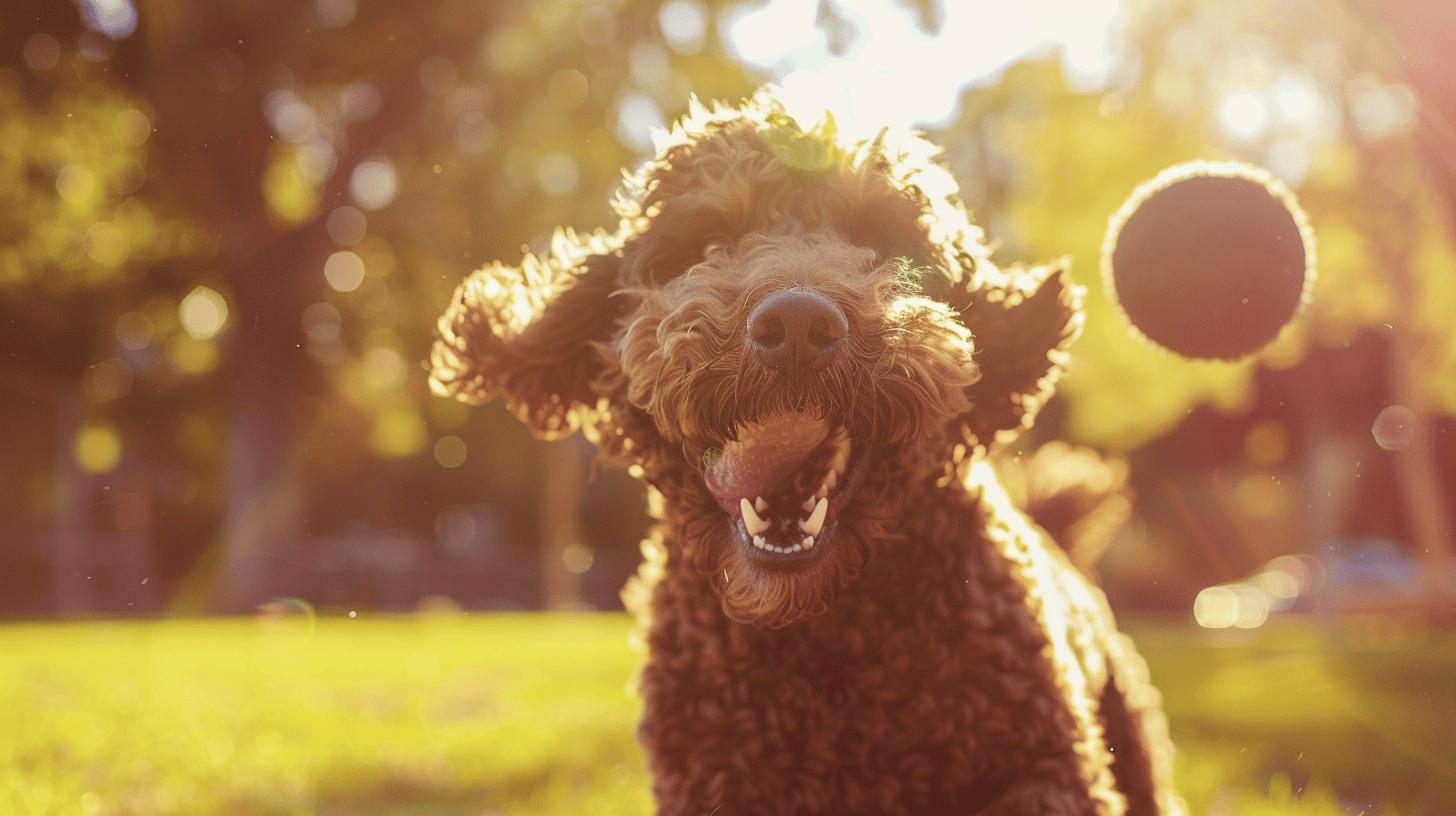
[1102,161,1315,360]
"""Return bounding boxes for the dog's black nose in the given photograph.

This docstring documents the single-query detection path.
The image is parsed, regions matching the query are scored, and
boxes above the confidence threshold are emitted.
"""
[747,289,847,373]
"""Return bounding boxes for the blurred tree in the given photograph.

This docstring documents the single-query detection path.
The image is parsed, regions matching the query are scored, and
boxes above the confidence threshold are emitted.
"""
[1120,0,1454,614]
[937,0,1454,612]
[10,0,1446,616]
[100,0,505,610]
[0,2,207,613]
[1,0,755,613]
[1379,0,1456,618]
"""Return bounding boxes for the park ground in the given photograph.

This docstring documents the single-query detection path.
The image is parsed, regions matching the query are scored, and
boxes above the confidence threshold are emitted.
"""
[2,614,1453,815]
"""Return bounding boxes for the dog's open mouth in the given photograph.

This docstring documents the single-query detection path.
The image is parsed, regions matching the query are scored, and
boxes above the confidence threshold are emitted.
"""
[703,413,864,568]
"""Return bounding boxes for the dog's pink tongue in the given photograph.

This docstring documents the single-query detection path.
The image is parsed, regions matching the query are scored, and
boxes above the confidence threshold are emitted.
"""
[704,414,829,507]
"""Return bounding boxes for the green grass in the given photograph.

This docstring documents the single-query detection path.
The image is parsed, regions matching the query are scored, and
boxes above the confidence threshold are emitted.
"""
[1,614,1451,815]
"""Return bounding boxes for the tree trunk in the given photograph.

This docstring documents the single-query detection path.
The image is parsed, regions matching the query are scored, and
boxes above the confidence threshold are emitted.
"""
[1382,0,1456,622]
[1386,268,1453,618]
[217,247,318,613]
[1360,158,1454,619]
[52,395,90,616]
[539,438,586,609]
[218,358,306,612]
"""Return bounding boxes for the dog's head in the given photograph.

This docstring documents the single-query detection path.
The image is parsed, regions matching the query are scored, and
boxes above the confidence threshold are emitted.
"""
[432,92,1080,628]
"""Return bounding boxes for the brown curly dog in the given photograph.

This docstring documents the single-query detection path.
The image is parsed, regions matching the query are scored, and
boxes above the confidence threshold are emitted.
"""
[431,91,1184,816]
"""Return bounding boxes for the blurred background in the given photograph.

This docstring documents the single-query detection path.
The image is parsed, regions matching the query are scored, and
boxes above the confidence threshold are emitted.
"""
[2,0,1455,814]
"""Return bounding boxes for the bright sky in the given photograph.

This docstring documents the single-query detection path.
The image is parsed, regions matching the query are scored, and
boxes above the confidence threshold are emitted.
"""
[720,0,1124,140]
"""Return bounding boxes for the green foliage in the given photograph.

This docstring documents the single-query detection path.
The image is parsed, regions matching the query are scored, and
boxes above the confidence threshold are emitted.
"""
[2,616,1449,815]
[942,0,1456,450]
[0,1,759,602]
[0,87,199,296]
[761,110,844,173]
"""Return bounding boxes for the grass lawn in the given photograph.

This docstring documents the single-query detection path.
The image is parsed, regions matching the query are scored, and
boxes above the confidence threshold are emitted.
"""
[2,614,1452,815]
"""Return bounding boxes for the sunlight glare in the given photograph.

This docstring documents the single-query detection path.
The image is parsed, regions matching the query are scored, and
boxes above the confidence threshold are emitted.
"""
[617,93,665,153]
[78,0,138,41]
[1217,90,1269,144]
[722,0,1122,141]
[659,0,709,55]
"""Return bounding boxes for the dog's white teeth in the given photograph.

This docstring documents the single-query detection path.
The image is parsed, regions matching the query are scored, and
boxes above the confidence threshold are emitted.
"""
[754,496,768,514]
[791,544,802,553]
[753,535,767,550]
[801,495,816,513]
[800,497,828,536]
[741,498,770,535]
[802,536,815,550]
[824,470,838,490]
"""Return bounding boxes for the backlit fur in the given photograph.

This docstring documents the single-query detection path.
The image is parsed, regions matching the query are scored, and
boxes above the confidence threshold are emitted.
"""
[431,90,1183,815]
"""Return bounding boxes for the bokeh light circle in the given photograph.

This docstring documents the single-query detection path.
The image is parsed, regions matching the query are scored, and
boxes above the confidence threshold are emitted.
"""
[23,34,61,71]
[1193,586,1239,629]
[113,108,152,147]
[324,251,366,292]
[83,358,133,402]
[1371,404,1416,451]
[256,597,318,646]
[74,424,123,474]
[562,542,595,575]
[56,165,100,205]
[85,222,130,266]
[178,286,229,340]
[547,69,589,109]
[115,310,154,351]
[349,159,398,210]
[302,302,342,343]
[433,435,468,469]
[325,206,367,246]
[362,346,406,389]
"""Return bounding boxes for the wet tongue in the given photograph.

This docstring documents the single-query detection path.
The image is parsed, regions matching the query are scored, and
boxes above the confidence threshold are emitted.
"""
[704,414,829,509]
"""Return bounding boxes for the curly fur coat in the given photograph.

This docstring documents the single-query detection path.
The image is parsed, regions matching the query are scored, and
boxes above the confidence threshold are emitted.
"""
[431,91,1185,815]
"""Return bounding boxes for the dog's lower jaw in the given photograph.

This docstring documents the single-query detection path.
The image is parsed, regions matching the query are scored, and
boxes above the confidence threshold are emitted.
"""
[710,525,868,629]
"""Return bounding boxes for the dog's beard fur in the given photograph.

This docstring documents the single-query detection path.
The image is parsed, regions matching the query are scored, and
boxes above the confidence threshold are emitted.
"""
[713,531,871,629]
[621,233,979,628]
[673,484,874,629]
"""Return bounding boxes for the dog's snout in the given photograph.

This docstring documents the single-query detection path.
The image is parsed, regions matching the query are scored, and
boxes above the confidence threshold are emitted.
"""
[747,289,847,373]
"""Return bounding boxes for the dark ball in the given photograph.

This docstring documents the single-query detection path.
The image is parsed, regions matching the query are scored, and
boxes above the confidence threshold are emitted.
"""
[1102,161,1315,360]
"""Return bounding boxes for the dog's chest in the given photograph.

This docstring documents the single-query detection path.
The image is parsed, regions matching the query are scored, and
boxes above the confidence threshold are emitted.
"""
[640,593,1053,813]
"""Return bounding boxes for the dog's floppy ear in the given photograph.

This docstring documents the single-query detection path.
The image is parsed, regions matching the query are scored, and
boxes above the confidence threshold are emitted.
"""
[950,260,1084,453]
[430,229,625,439]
